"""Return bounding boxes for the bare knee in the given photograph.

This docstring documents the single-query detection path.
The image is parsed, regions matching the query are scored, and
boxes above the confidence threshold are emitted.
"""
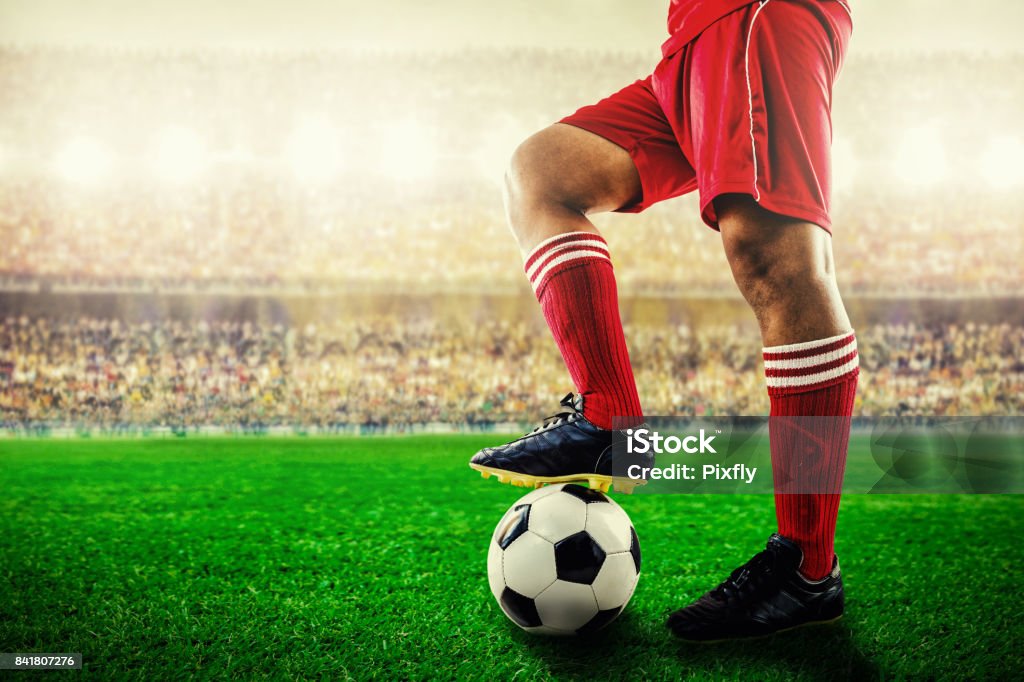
[716,195,839,324]
[503,124,641,248]
[505,131,591,217]
[723,228,828,306]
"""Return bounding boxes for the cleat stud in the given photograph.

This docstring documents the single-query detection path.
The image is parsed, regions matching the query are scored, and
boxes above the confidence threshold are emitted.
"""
[615,482,636,495]
[480,471,490,479]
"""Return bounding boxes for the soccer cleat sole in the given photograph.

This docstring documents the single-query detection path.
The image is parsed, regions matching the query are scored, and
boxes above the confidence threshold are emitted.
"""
[672,614,844,644]
[469,462,644,494]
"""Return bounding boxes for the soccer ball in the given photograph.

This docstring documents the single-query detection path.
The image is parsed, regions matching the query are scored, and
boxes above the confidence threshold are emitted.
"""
[487,483,641,635]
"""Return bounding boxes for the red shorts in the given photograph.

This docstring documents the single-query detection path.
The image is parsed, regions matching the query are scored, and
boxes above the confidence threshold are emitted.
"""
[560,0,852,232]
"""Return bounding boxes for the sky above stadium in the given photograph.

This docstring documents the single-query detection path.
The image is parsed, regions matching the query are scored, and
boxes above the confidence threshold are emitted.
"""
[0,0,1021,54]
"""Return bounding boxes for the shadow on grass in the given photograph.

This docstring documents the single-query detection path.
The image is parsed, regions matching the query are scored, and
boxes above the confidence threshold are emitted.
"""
[515,610,880,681]
[670,620,881,681]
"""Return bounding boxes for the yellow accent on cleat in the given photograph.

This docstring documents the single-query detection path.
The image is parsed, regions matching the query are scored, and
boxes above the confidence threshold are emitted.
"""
[469,463,644,495]
[613,478,643,494]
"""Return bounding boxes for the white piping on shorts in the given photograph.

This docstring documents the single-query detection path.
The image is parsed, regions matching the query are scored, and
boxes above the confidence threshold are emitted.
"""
[745,0,771,203]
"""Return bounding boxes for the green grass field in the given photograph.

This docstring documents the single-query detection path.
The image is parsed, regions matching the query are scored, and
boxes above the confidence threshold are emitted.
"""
[1,436,1021,680]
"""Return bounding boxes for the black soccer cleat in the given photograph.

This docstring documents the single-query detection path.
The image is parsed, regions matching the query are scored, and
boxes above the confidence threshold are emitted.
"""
[667,534,844,642]
[469,393,650,494]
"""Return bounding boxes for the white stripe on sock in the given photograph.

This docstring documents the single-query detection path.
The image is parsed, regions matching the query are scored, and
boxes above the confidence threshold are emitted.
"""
[765,356,860,388]
[763,338,857,370]
[525,240,610,281]
[530,250,611,293]
[524,231,600,264]
[762,331,854,355]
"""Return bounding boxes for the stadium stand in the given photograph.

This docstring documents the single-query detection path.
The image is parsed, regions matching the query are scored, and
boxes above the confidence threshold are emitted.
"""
[0,48,1021,429]
[0,48,1021,297]
[1,316,1021,431]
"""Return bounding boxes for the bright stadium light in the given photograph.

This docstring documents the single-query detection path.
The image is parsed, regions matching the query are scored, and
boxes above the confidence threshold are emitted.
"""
[379,119,437,182]
[153,126,207,183]
[286,116,343,184]
[55,136,114,186]
[893,124,948,187]
[979,135,1024,189]
[476,119,533,186]
[831,135,858,192]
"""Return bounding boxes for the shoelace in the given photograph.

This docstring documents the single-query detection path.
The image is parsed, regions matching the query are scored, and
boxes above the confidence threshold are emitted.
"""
[710,550,779,605]
[526,409,576,435]
[525,393,579,435]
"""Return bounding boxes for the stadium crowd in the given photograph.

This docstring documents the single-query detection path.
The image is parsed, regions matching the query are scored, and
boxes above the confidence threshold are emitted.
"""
[0,48,1022,297]
[2,182,1021,297]
[1,316,1021,432]
[0,48,1021,431]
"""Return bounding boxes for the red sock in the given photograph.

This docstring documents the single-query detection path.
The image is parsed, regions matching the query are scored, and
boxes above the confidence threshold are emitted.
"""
[763,332,859,580]
[525,231,642,429]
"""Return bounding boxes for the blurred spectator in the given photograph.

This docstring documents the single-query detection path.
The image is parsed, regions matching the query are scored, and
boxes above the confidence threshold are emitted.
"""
[1,316,1021,430]
[0,48,1021,297]
[0,49,1020,430]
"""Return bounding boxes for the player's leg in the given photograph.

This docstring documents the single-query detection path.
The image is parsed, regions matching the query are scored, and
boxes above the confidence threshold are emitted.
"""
[665,0,856,640]
[718,193,857,577]
[717,196,850,347]
[470,80,697,493]
[469,124,645,492]
[505,123,645,432]
[666,200,857,643]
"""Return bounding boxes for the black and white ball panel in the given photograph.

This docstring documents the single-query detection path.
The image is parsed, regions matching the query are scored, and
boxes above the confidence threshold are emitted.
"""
[490,482,563,546]
[486,531,506,601]
[553,531,606,584]
[575,606,624,635]
[629,527,641,573]
[533,580,598,632]
[494,503,531,550]
[583,502,634,554]
[501,531,557,597]
[499,587,542,628]
[590,552,639,610]
[489,483,641,635]
[524,491,587,543]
